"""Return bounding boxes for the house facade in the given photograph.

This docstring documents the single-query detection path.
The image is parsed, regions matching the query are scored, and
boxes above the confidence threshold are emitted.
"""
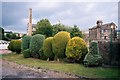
[89,20,117,41]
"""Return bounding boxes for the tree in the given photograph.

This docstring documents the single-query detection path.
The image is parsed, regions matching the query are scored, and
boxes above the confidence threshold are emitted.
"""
[11,33,17,39]
[70,25,84,38]
[52,23,72,36]
[0,27,4,40]
[33,19,53,38]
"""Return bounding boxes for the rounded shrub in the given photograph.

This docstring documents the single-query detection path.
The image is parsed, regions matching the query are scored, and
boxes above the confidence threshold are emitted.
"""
[65,37,88,63]
[30,34,45,58]
[21,35,31,52]
[52,31,71,59]
[23,49,31,58]
[8,40,15,52]
[13,40,22,53]
[84,41,102,66]
[39,47,46,60]
[8,40,22,53]
[43,37,54,60]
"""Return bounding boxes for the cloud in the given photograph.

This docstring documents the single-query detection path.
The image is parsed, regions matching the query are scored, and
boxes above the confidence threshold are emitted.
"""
[2,2,118,33]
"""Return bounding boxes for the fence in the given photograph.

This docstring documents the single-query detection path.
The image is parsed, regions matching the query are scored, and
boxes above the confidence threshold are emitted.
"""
[0,40,10,50]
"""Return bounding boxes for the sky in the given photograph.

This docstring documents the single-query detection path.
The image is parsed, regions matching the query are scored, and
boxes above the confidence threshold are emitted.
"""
[1,0,119,34]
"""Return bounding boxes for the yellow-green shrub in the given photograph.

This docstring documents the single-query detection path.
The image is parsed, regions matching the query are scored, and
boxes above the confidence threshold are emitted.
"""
[66,37,88,63]
[43,37,54,60]
[8,40,22,53]
[52,31,71,59]
[8,40,15,52]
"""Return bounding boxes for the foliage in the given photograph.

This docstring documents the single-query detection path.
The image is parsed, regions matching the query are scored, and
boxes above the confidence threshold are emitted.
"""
[8,40,22,53]
[5,32,21,40]
[39,47,46,60]
[22,49,31,58]
[0,27,4,40]
[70,25,84,38]
[52,23,72,36]
[65,37,88,63]
[21,35,31,52]
[30,34,45,58]
[43,37,54,60]
[52,31,71,59]
[8,40,15,52]
[84,42,102,66]
[33,19,53,37]
[13,40,22,53]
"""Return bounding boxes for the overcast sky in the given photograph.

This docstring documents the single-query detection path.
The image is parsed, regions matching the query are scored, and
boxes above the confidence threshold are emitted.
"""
[1,1,119,34]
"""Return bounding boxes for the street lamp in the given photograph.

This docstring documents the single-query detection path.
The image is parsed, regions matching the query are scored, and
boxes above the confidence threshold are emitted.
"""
[110,25,114,65]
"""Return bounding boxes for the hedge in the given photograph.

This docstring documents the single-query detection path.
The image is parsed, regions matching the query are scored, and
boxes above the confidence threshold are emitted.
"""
[21,35,31,52]
[8,40,22,53]
[43,37,54,60]
[30,34,45,58]
[23,49,31,58]
[84,41,102,66]
[52,31,71,59]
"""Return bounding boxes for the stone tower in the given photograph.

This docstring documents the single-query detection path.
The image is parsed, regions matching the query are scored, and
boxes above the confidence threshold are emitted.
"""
[27,8,32,36]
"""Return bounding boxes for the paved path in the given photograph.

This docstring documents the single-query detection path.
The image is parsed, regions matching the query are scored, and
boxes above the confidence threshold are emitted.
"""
[0,50,79,79]
[0,50,11,54]
[1,59,78,78]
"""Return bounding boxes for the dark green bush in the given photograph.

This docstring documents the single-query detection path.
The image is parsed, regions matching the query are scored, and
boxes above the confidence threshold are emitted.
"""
[52,31,71,59]
[84,41,102,66]
[8,40,22,53]
[65,37,88,63]
[43,37,54,60]
[23,49,31,58]
[30,34,45,58]
[21,35,31,52]
[39,47,46,60]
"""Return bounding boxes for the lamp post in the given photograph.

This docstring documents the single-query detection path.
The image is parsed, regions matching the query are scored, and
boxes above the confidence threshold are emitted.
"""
[110,25,113,65]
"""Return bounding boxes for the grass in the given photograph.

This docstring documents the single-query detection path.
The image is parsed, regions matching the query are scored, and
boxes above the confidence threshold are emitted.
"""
[2,53,120,78]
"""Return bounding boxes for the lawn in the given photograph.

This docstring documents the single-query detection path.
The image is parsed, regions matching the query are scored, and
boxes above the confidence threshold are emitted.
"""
[2,53,120,78]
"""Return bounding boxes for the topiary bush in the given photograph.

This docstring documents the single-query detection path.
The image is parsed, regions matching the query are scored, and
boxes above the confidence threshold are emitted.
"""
[23,49,31,58]
[65,37,88,63]
[84,41,103,66]
[8,40,15,52]
[39,47,47,60]
[43,37,54,60]
[8,40,22,53]
[21,35,31,52]
[30,34,45,58]
[52,31,71,59]
[13,40,22,53]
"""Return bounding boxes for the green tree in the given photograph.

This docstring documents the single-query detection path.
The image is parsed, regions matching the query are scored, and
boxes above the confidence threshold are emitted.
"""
[0,27,4,40]
[33,19,53,37]
[70,25,84,38]
[52,23,72,36]
[11,33,17,39]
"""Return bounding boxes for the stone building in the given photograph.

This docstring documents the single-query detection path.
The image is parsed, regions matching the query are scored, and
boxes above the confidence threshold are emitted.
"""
[89,20,117,41]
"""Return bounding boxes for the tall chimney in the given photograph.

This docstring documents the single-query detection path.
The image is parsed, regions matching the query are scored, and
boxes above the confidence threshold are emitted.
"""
[96,20,103,27]
[28,8,32,36]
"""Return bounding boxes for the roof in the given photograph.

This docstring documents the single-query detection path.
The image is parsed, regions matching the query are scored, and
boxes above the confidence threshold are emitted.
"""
[32,24,37,27]
[89,22,117,30]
